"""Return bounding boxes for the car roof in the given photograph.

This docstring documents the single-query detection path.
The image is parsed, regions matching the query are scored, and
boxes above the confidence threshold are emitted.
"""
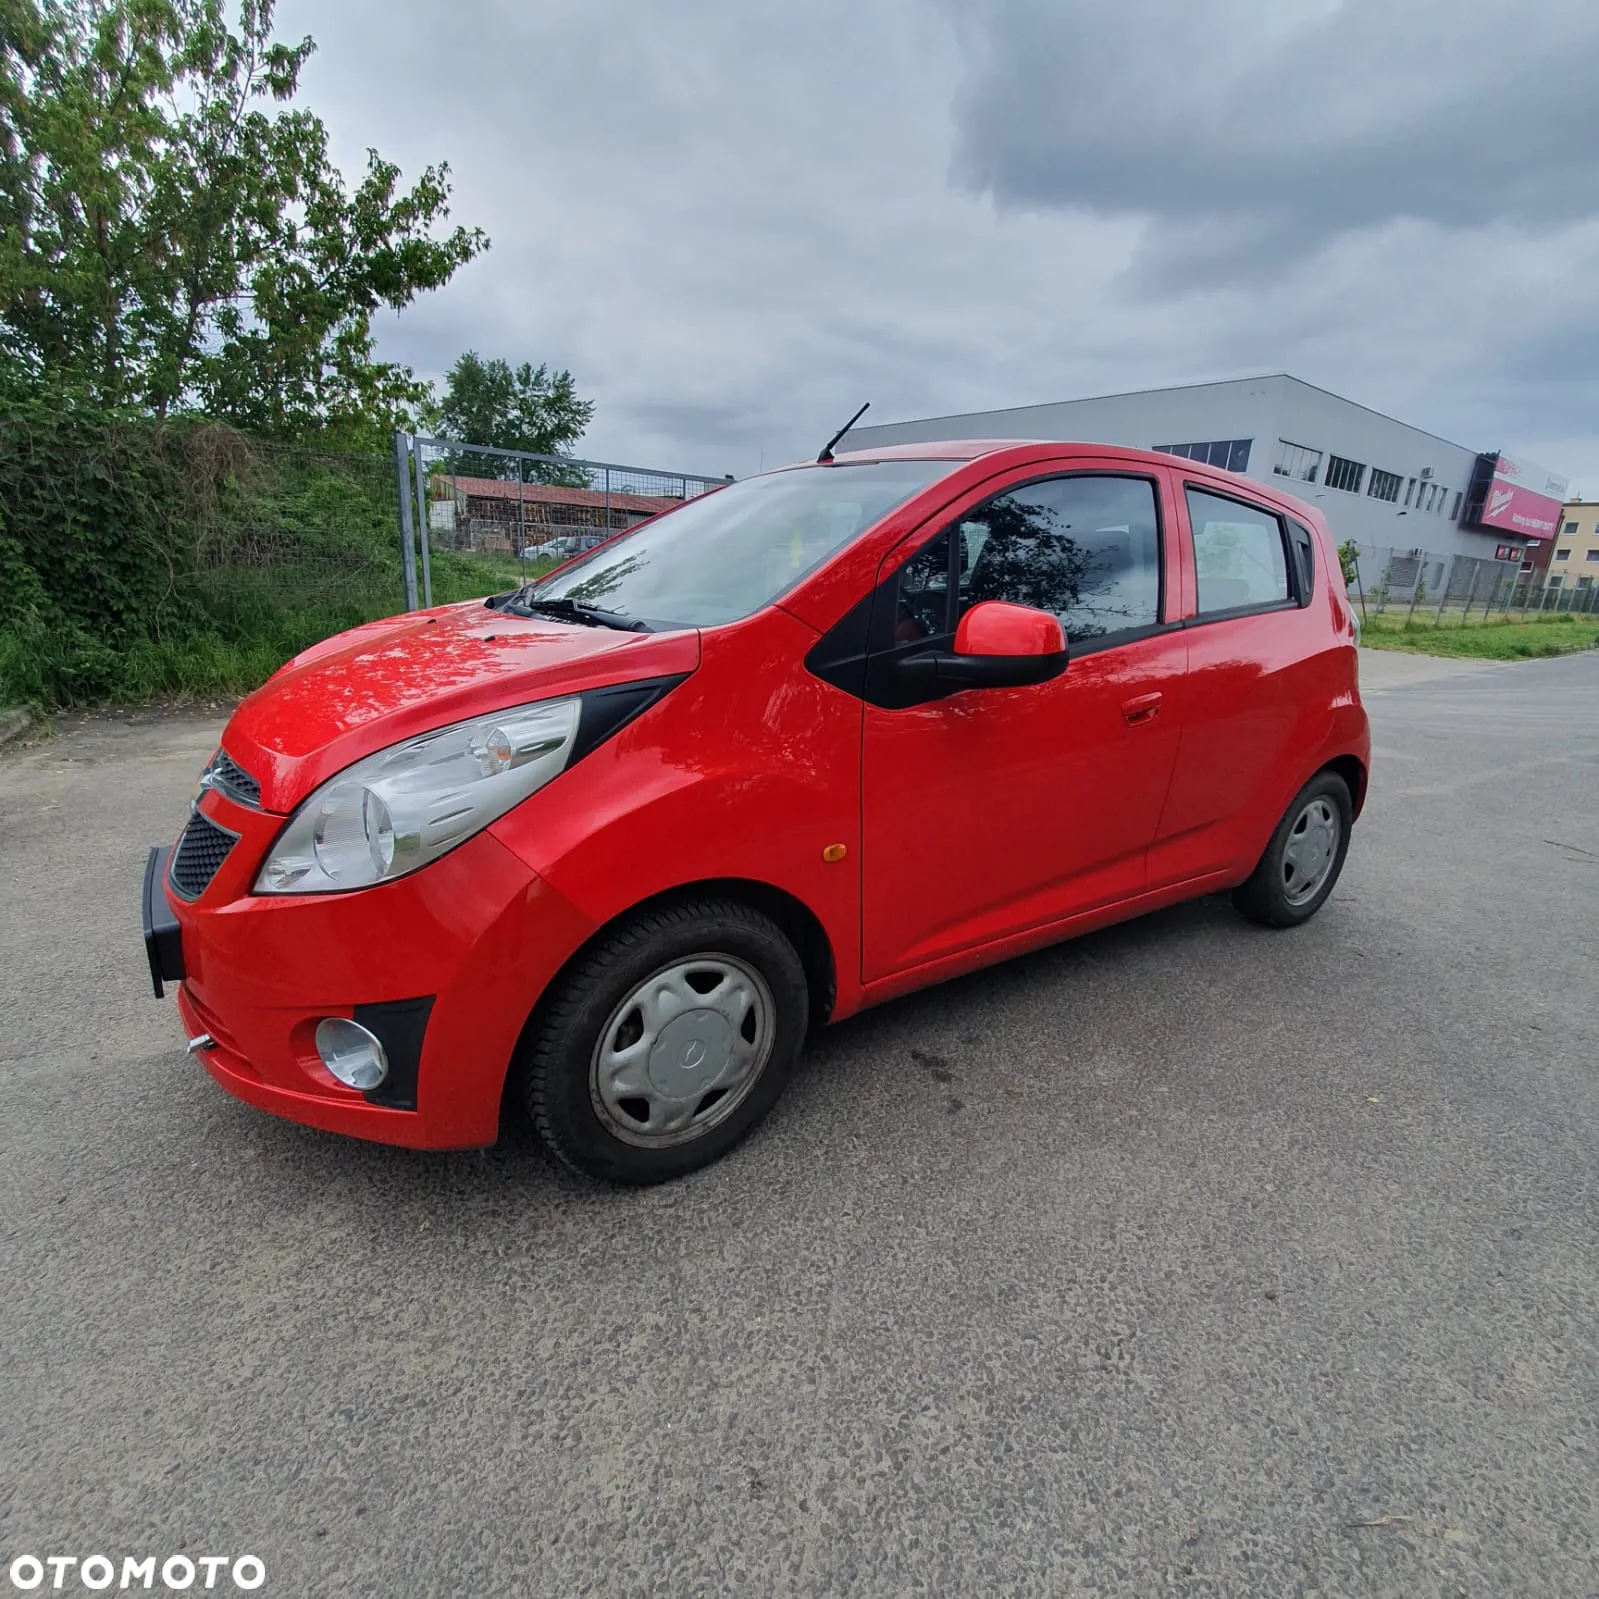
[829,439,1054,463]
[823,437,1327,530]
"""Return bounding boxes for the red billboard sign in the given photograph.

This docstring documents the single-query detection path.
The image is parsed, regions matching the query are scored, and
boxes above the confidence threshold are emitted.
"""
[1481,480,1563,536]
[1478,453,1567,537]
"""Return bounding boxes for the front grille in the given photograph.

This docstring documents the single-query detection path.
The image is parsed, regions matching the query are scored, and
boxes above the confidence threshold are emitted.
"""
[169,809,239,900]
[206,748,261,807]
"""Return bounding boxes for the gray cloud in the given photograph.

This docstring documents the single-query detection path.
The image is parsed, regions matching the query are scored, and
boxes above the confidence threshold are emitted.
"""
[280,0,1599,490]
[950,0,1599,269]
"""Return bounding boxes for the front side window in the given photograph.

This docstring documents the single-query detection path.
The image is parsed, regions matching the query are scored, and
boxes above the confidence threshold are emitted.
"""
[946,475,1163,645]
[1186,488,1290,614]
[892,529,953,643]
[532,459,950,627]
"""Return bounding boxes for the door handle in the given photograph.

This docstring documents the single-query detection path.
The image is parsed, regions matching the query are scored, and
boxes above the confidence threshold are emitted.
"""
[1121,692,1162,725]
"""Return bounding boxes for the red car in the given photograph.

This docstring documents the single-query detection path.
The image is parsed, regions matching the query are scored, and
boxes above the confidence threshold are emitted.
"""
[143,440,1370,1184]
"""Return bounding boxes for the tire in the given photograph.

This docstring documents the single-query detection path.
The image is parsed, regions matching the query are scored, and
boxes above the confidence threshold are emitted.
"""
[1231,770,1353,929]
[520,897,809,1184]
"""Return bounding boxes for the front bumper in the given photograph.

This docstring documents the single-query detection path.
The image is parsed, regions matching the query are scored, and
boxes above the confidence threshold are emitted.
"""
[147,791,598,1149]
[142,846,185,997]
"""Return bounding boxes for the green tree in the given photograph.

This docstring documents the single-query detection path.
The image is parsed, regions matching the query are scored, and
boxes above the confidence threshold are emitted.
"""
[0,0,486,441]
[434,350,593,482]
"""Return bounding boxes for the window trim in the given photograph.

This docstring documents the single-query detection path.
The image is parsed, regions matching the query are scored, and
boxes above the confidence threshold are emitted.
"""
[1179,479,1307,627]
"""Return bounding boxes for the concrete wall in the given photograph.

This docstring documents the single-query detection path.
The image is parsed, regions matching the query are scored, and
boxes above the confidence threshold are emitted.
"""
[845,374,1515,566]
[1269,380,1482,561]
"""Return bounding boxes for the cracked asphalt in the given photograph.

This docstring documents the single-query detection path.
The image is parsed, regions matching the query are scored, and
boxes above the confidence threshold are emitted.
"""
[2,651,1597,1598]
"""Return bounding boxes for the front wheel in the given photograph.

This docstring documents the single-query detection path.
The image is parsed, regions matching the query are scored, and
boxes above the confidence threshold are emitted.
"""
[1231,770,1353,928]
[520,897,809,1184]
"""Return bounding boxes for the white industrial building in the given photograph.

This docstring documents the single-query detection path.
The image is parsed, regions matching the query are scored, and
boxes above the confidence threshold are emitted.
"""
[845,375,1565,573]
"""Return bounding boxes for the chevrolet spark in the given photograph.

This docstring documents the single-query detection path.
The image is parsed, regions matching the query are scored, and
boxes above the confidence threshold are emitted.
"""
[142,440,1370,1184]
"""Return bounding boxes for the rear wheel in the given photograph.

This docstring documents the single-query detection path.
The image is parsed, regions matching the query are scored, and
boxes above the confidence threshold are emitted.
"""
[521,897,808,1184]
[1231,770,1352,928]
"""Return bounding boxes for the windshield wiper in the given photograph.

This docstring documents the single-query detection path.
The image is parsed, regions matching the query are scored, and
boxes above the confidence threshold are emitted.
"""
[499,594,653,633]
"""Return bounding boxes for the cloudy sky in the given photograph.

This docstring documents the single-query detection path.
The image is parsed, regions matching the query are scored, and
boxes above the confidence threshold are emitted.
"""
[281,0,1599,492]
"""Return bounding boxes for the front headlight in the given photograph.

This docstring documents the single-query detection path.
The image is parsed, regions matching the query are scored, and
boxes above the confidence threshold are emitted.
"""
[255,697,581,894]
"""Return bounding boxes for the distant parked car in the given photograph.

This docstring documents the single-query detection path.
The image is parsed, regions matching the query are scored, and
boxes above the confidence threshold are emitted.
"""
[519,535,585,561]
[144,440,1370,1185]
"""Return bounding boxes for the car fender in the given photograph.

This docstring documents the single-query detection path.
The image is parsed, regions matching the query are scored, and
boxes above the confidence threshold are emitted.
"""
[487,607,867,1020]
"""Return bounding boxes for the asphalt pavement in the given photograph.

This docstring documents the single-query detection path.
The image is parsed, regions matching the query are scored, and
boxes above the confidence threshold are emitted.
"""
[2,653,1596,1598]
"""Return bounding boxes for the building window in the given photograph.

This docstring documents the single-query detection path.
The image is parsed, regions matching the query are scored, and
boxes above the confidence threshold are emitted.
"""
[1324,455,1366,494]
[1452,491,1462,520]
[1155,439,1252,473]
[1404,479,1416,506]
[1367,469,1402,503]
[1587,549,1599,561]
[1272,440,1321,482]
[1555,549,1570,560]
[1548,575,1563,589]
[1563,521,1579,535]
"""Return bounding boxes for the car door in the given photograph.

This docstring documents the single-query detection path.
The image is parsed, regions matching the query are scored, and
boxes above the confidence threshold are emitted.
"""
[1148,479,1324,887]
[859,467,1188,983]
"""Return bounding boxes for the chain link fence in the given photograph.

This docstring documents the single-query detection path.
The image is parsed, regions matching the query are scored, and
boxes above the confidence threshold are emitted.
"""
[394,434,732,608]
[1342,544,1599,625]
[182,436,403,631]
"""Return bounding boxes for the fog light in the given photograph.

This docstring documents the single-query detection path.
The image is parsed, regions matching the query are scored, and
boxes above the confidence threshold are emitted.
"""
[315,1017,388,1090]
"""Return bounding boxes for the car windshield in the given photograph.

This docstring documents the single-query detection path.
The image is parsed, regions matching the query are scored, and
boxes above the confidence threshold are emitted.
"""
[527,459,951,628]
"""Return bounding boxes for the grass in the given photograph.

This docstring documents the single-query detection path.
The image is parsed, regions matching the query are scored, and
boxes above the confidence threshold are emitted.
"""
[1359,605,1599,660]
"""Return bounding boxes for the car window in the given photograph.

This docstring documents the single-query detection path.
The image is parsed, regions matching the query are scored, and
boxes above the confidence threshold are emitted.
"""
[892,529,954,643]
[1287,518,1316,604]
[533,459,950,628]
[950,475,1162,644]
[1186,488,1290,614]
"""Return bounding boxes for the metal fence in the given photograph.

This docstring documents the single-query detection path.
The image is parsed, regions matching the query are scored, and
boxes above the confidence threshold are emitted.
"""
[392,433,732,609]
[1342,545,1599,624]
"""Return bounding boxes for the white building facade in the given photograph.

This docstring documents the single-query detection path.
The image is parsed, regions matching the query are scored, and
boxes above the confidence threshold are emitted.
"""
[844,375,1561,570]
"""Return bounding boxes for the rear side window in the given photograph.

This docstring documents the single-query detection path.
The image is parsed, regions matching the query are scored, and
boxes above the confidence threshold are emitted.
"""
[951,475,1162,645]
[1287,518,1316,604]
[1186,488,1290,615]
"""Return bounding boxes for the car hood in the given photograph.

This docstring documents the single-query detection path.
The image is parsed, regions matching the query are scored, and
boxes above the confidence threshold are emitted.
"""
[223,601,700,813]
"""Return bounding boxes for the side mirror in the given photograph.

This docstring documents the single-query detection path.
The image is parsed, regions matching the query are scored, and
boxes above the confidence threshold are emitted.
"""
[955,601,1064,660]
[896,601,1068,694]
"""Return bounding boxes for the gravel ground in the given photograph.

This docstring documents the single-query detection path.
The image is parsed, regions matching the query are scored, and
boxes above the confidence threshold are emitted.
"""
[1,655,1596,1598]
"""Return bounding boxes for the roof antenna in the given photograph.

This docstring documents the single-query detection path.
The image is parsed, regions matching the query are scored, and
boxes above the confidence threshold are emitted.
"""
[817,402,869,463]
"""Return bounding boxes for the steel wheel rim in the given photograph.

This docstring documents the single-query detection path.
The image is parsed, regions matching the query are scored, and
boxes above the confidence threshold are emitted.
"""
[1281,797,1340,907]
[589,953,776,1148]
